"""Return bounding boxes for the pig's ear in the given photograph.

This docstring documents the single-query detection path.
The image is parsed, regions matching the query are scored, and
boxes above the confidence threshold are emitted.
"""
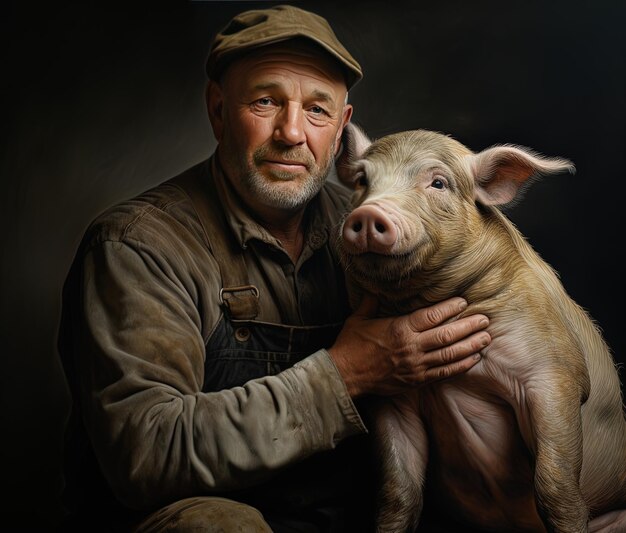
[335,122,372,186]
[469,145,575,206]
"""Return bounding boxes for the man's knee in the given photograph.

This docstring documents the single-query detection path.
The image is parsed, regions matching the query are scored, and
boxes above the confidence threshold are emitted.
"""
[133,496,273,533]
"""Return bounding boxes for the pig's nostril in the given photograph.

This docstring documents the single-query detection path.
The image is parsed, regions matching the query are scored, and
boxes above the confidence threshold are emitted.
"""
[352,221,363,232]
[375,222,385,233]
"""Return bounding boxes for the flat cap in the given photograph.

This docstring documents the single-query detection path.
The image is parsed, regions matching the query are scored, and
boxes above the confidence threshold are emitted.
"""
[206,5,362,89]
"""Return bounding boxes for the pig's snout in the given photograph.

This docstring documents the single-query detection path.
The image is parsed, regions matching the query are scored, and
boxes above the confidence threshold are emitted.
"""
[342,205,398,254]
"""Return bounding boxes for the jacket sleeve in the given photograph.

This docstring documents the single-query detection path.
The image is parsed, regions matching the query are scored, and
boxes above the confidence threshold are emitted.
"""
[72,237,366,511]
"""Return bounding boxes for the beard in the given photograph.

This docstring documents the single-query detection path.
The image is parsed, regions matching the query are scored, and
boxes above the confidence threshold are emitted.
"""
[225,140,336,211]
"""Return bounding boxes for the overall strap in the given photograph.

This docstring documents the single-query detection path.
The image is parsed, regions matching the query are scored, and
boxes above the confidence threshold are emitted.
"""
[171,162,259,320]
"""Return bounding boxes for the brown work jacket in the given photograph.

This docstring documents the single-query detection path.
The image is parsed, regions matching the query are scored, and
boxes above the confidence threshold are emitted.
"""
[58,156,369,524]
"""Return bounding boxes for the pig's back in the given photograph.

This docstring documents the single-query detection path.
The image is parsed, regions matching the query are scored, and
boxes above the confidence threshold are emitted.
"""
[562,295,626,510]
[495,208,626,510]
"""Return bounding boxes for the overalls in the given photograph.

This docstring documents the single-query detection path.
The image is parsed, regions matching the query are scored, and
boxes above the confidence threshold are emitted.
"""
[172,169,375,532]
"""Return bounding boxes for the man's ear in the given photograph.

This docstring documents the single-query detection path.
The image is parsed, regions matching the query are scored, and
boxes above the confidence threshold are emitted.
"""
[206,81,224,141]
[335,122,372,187]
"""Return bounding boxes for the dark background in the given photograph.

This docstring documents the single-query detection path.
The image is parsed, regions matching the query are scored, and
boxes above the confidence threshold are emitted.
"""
[2,1,624,530]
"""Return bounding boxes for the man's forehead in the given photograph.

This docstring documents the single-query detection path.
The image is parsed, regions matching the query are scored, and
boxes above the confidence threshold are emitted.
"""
[223,41,348,91]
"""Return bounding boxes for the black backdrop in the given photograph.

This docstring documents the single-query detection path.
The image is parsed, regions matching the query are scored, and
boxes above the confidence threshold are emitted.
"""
[2,1,625,530]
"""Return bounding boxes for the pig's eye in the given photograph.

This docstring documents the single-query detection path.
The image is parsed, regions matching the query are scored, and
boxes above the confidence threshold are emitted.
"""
[355,173,369,188]
[431,178,446,189]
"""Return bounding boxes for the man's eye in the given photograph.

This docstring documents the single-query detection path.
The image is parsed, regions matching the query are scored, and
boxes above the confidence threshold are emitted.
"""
[256,98,273,106]
[309,105,327,115]
[431,178,446,189]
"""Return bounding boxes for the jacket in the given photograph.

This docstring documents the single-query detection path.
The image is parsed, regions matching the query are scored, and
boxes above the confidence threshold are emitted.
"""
[58,156,368,517]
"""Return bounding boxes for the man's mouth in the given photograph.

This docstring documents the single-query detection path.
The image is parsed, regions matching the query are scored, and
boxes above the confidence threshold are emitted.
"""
[264,159,307,170]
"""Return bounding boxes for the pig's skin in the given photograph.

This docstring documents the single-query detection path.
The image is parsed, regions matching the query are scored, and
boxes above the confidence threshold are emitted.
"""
[336,126,626,533]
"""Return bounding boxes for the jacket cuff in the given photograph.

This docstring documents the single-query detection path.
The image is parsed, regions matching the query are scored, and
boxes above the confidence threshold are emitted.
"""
[292,349,368,441]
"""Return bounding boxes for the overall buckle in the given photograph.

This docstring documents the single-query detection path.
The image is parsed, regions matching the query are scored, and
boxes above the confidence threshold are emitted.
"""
[219,285,260,320]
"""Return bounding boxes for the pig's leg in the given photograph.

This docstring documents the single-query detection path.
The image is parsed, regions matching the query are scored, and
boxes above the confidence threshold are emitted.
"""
[589,510,626,532]
[526,371,590,532]
[372,392,427,532]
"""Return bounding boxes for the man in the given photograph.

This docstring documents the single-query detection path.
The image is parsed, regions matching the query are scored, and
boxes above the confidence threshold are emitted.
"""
[58,5,491,532]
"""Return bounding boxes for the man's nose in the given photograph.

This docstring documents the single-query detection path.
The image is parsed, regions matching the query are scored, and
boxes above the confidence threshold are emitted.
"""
[273,102,306,146]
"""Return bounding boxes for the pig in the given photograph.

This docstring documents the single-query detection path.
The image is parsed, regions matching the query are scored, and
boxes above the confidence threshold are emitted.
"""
[334,123,626,532]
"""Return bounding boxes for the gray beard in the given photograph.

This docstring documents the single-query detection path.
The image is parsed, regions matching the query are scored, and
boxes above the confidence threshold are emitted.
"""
[241,169,326,209]
[240,143,336,210]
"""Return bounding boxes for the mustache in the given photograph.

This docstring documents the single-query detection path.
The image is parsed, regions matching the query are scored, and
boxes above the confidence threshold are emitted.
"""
[253,144,315,169]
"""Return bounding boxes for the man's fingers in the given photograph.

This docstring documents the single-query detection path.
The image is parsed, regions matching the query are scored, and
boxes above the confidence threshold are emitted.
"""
[417,330,490,383]
[418,315,490,352]
[420,330,491,367]
[421,352,483,383]
[406,297,468,332]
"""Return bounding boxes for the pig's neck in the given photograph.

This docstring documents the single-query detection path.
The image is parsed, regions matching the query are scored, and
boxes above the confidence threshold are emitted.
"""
[375,210,523,315]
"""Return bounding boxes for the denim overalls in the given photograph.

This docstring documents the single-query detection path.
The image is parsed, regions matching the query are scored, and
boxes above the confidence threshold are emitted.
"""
[172,169,375,532]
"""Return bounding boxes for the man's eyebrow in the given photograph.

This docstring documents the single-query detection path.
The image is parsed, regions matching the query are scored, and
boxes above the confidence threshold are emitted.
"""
[310,89,335,104]
[252,82,281,91]
[251,83,336,105]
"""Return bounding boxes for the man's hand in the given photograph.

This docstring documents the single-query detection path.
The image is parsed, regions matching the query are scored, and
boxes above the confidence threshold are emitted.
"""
[328,294,490,398]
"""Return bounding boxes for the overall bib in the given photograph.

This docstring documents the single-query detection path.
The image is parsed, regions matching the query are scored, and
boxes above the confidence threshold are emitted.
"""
[171,169,375,532]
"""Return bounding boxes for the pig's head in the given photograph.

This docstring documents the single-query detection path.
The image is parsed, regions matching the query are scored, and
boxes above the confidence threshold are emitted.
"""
[335,123,575,301]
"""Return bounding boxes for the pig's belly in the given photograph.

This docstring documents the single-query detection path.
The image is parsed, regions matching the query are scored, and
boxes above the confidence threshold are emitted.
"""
[420,385,546,532]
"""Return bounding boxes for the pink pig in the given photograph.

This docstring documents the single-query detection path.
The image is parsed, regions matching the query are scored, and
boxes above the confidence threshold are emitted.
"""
[335,124,626,532]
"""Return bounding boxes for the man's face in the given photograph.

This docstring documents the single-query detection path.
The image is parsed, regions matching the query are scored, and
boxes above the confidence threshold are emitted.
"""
[208,42,353,214]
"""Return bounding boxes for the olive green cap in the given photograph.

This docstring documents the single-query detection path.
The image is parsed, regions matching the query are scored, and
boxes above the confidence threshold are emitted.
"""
[206,4,363,89]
